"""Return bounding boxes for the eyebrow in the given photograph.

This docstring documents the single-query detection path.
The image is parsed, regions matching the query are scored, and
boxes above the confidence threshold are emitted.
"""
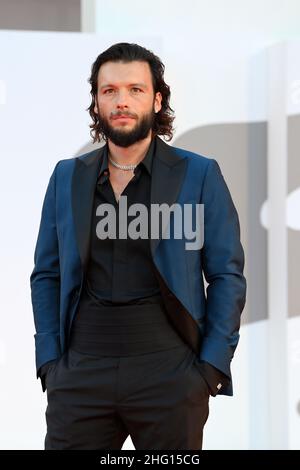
[100,83,148,90]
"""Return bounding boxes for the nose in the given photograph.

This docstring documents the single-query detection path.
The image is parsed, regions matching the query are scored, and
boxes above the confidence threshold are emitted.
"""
[115,89,129,109]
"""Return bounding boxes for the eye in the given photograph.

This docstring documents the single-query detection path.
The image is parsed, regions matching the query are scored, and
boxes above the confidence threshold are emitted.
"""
[103,87,142,94]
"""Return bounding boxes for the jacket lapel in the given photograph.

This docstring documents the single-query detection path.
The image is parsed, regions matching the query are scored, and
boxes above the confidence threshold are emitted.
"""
[150,136,187,257]
[72,146,104,272]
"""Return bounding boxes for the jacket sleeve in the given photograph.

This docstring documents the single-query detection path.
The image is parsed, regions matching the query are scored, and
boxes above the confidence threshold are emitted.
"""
[30,161,62,378]
[199,158,247,379]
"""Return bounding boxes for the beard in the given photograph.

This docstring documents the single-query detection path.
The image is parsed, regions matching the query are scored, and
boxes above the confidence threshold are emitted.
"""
[97,103,156,147]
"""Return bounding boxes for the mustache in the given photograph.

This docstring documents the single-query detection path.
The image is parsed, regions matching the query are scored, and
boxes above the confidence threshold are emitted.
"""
[111,111,136,119]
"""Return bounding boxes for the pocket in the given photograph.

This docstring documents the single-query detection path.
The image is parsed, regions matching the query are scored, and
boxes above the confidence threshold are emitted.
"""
[45,354,65,388]
[46,359,59,377]
[192,357,210,397]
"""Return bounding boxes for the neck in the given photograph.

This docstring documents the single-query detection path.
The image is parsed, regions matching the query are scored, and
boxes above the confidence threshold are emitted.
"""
[107,130,153,166]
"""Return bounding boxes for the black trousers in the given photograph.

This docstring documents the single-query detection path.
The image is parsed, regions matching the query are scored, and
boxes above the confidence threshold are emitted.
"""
[44,299,210,450]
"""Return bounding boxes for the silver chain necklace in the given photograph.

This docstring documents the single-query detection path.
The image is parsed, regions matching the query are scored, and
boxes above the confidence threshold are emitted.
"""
[108,153,138,203]
[108,155,138,171]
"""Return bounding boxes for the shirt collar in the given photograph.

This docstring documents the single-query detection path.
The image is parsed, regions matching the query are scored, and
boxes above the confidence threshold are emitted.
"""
[97,135,156,184]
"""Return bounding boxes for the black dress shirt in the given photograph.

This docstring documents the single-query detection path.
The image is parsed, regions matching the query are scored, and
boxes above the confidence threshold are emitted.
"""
[84,134,162,304]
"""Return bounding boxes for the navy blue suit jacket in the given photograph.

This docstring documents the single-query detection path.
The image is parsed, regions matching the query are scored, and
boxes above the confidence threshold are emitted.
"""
[30,136,246,396]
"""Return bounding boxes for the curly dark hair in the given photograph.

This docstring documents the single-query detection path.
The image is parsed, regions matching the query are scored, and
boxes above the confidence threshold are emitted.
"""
[86,42,175,143]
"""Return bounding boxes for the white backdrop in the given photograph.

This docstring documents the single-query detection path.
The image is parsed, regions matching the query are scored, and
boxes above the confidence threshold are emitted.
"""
[0,30,299,449]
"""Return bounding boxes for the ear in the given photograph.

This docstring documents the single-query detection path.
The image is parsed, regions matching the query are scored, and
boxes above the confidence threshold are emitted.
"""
[154,92,162,113]
[94,97,98,114]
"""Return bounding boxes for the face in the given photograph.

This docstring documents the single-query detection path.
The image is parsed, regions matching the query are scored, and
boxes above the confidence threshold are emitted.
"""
[94,60,162,147]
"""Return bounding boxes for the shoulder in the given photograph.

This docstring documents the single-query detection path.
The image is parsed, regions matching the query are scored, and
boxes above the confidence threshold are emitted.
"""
[170,141,217,176]
[54,147,102,173]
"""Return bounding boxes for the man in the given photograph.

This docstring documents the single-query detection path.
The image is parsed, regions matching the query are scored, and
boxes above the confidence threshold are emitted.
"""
[30,42,246,450]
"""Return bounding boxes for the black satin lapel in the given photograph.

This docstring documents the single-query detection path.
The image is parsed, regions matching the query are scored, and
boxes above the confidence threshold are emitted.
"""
[71,147,104,272]
[150,137,188,257]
